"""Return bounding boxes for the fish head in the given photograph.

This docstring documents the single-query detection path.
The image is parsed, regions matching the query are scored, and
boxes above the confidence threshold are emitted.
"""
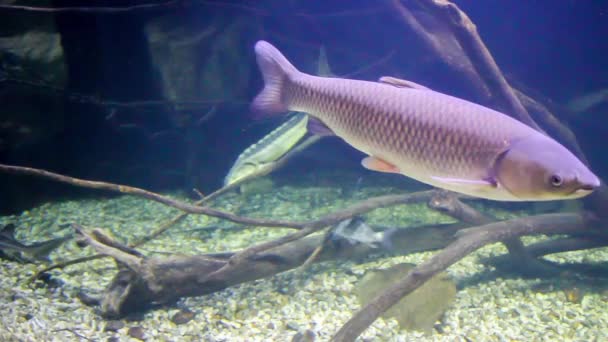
[224,162,261,186]
[495,134,601,201]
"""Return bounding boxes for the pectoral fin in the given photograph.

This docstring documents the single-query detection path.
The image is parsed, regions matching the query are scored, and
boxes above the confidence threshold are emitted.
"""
[378,76,430,90]
[307,117,335,136]
[361,156,401,174]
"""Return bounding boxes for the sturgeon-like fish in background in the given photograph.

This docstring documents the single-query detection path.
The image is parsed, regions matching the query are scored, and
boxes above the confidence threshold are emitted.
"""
[251,40,600,201]
[0,223,71,263]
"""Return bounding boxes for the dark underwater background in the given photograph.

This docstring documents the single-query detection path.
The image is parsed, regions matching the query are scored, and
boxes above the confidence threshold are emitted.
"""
[0,0,607,213]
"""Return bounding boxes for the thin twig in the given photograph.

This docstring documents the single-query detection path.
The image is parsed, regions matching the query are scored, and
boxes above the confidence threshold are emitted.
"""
[299,227,334,268]
[0,0,179,13]
[52,328,93,341]
[0,163,306,228]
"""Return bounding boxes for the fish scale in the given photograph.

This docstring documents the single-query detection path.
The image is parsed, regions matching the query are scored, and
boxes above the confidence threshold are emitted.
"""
[251,40,600,201]
[291,76,512,178]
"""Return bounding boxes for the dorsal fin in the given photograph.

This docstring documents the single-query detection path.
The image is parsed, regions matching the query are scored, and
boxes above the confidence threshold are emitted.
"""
[317,46,334,77]
[378,76,430,90]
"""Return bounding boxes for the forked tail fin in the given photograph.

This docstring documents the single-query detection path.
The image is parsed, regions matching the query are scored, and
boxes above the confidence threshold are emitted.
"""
[251,40,300,117]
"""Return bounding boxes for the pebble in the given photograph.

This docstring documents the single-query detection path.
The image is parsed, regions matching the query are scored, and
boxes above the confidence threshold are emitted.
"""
[104,320,124,332]
[564,287,584,304]
[171,309,196,325]
[127,326,146,340]
[286,321,302,331]
[292,329,316,342]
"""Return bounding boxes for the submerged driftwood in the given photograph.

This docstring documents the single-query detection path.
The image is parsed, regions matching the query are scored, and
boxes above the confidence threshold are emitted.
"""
[73,218,460,318]
[3,163,605,321]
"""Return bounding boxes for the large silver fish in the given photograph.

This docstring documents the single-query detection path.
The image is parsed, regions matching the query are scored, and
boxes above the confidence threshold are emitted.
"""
[251,41,600,201]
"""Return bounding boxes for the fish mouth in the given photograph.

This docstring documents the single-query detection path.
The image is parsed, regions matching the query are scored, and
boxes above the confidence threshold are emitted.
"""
[573,175,601,195]
[571,186,598,198]
[579,184,597,191]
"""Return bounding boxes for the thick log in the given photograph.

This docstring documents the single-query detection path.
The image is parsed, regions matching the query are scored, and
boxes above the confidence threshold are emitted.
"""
[74,221,463,317]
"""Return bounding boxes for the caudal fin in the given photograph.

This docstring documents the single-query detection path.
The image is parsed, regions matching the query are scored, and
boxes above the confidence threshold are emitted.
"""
[251,41,300,117]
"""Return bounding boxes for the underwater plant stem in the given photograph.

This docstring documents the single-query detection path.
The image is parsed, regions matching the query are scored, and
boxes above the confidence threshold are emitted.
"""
[332,212,595,342]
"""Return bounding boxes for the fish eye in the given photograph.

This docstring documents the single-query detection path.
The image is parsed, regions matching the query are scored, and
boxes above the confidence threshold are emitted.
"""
[549,174,563,187]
